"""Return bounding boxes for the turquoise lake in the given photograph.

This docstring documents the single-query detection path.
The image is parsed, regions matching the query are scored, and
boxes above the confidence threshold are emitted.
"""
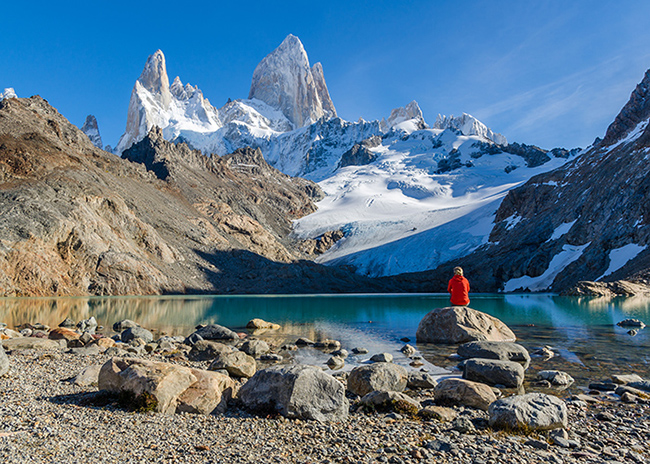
[2,294,649,385]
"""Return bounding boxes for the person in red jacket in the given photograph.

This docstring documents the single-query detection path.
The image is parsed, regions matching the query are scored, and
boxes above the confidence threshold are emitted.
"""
[448,266,470,306]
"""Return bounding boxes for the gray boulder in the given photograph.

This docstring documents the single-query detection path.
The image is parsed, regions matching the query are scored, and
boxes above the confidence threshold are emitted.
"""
[239,339,270,357]
[407,371,438,390]
[73,364,102,386]
[188,340,235,361]
[416,307,516,344]
[121,327,154,344]
[435,378,497,411]
[464,359,525,388]
[77,317,98,334]
[457,341,530,368]
[370,353,393,363]
[208,351,256,378]
[538,370,574,387]
[612,374,644,385]
[489,393,568,431]
[193,324,239,341]
[238,365,349,422]
[347,363,408,397]
[113,319,139,332]
[400,344,417,356]
[326,356,345,370]
[629,380,650,392]
[0,346,8,376]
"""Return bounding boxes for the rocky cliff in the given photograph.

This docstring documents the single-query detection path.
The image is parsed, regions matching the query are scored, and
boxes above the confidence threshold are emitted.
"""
[0,96,384,296]
[249,34,337,128]
[387,68,650,294]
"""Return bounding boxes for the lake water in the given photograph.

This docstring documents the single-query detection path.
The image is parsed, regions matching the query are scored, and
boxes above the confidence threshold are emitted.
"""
[1,294,649,386]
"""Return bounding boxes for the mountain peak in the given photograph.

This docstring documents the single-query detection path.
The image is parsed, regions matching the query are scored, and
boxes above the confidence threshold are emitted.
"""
[433,113,507,146]
[381,100,426,131]
[600,69,650,146]
[139,50,171,108]
[249,34,337,128]
[80,114,103,149]
[0,88,17,101]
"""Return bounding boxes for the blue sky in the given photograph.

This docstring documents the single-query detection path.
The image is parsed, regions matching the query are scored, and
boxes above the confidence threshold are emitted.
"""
[2,1,650,150]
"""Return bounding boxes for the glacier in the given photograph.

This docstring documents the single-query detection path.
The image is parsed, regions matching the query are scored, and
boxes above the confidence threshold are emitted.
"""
[112,35,578,279]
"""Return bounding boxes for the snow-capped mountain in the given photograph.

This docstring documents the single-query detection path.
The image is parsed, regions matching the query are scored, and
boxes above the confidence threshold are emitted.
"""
[113,35,578,280]
[249,34,337,128]
[409,68,650,294]
[433,113,507,146]
[293,119,575,277]
[0,88,17,101]
[115,35,340,163]
[81,114,103,149]
[115,50,223,154]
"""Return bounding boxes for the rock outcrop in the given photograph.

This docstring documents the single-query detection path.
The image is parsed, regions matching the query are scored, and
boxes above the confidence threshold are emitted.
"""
[249,34,337,129]
[0,96,386,296]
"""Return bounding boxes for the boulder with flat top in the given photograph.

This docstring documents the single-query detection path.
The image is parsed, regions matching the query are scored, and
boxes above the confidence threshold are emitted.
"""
[416,306,516,344]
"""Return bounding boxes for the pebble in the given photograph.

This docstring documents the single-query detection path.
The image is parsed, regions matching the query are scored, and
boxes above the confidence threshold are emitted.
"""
[1,323,649,464]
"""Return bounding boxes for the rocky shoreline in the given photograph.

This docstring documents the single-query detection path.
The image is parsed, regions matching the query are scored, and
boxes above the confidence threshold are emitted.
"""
[1,308,649,463]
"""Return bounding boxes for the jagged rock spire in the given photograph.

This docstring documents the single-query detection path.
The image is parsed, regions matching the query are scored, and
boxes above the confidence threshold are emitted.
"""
[81,115,103,149]
[249,34,337,128]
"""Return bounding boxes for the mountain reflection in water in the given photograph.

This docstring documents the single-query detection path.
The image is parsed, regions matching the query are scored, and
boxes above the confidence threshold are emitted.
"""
[1,294,648,384]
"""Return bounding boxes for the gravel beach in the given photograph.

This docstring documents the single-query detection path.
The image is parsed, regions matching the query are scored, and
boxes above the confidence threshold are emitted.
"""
[1,346,649,464]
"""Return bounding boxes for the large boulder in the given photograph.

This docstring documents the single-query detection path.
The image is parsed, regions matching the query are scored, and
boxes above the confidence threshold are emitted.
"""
[416,307,516,344]
[347,363,408,397]
[434,378,497,411]
[464,359,525,388]
[193,324,239,341]
[98,357,236,415]
[0,346,8,376]
[209,351,256,378]
[239,339,270,357]
[239,365,349,422]
[99,358,198,414]
[177,368,238,415]
[457,341,530,368]
[488,393,568,431]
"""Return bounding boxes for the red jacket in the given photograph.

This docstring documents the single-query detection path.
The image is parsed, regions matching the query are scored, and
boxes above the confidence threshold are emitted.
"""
[448,275,470,306]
